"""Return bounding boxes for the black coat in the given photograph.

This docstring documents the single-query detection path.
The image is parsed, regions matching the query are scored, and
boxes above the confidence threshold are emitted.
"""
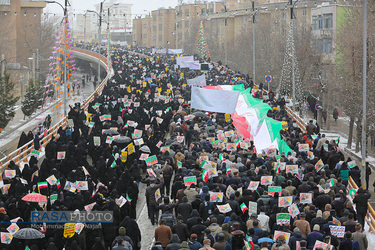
[353,190,371,213]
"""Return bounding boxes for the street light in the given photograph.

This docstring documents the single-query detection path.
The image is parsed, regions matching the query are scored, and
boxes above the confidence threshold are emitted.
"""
[107,4,119,70]
[252,2,256,85]
[361,0,367,189]
[219,2,228,66]
[87,7,103,83]
[45,0,69,116]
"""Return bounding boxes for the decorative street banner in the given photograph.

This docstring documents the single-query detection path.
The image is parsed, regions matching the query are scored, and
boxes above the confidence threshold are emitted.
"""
[191,87,240,113]
[278,196,292,208]
[217,203,232,213]
[184,176,197,186]
[276,213,291,225]
[300,193,312,204]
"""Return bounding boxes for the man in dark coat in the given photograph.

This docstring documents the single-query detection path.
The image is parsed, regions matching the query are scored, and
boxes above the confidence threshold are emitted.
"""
[353,188,371,228]
[177,196,193,223]
[173,215,189,242]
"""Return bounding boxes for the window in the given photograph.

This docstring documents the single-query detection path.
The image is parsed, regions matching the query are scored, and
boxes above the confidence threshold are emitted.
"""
[319,39,332,53]
[158,34,162,42]
[201,9,205,15]
[0,0,10,5]
[184,9,189,16]
[283,28,286,36]
[282,10,286,20]
[159,24,163,30]
[185,20,189,28]
[302,9,307,16]
[324,14,332,29]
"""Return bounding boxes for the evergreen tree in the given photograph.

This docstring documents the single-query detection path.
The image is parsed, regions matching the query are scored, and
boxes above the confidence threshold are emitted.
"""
[194,21,210,60]
[0,72,19,129]
[21,80,43,119]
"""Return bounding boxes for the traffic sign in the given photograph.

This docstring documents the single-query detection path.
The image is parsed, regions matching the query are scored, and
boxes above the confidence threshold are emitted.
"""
[315,104,320,110]
[265,75,272,82]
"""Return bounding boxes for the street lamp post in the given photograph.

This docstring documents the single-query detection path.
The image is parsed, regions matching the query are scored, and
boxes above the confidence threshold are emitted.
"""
[219,3,228,66]
[46,0,69,116]
[361,0,367,189]
[289,0,296,112]
[252,1,256,85]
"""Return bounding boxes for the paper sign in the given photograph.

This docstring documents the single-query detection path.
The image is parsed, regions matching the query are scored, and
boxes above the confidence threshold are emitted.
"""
[300,193,312,204]
[248,181,259,190]
[31,150,40,159]
[156,141,163,148]
[139,153,149,160]
[127,143,135,155]
[276,213,291,225]
[76,181,88,191]
[278,196,292,207]
[329,225,345,238]
[121,151,128,162]
[155,188,161,201]
[57,151,66,160]
[248,201,257,214]
[63,223,76,238]
[84,202,96,213]
[209,192,223,202]
[226,185,235,199]
[146,155,158,166]
[116,196,127,208]
[1,232,12,244]
[348,160,356,168]
[286,165,298,174]
[288,203,300,218]
[147,168,157,177]
[75,223,84,234]
[268,186,282,196]
[106,136,113,144]
[46,175,57,185]
[50,194,58,204]
[6,223,19,234]
[298,144,309,152]
[315,159,324,172]
[184,176,197,186]
[217,204,232,213]
[4,170,15,179]
[176,136,185,143]
[93,136,101,146]
[313,240,331,250]
[134,138,144,146]
[273,231,290,244]
[261,176,273,185]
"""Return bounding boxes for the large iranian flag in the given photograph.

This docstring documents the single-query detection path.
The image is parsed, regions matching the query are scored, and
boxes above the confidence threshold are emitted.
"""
[203,84,292,155]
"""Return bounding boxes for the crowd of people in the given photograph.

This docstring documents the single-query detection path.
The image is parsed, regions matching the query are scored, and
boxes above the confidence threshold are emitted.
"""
[1,43,372,250]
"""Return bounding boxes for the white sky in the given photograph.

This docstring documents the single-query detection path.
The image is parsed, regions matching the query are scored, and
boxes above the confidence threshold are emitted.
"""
[45,0,179,16]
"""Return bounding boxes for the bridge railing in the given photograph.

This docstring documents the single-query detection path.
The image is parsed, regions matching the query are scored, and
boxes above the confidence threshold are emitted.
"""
[0,48,111,174]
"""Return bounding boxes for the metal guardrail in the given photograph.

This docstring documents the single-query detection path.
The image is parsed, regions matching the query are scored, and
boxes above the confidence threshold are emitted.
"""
[0,48,111,174]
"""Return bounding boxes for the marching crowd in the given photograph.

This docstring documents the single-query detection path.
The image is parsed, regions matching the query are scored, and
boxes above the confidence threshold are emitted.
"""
[1,43,371,250]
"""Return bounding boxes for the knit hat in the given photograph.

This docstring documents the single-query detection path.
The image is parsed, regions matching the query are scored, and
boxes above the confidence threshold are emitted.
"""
[313,224,320,231]
[119,227,126,235]
[316,210,323,218]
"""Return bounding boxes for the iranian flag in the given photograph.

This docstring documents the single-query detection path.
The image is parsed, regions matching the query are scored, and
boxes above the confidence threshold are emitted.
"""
[122,123,128,130]
[329,179,335,187]
[335,136,340,145]
[349,189,357,195]
[202,169,209,183]
[240,202,248,214]
[274,162,281,174]
[203,84,293,156]
[111,160,117,168]
[56,179,61,189]
[92,190,96,197]
[226,166,232,175]
[38,181,48,189]
[126,193,132,203]
[317,185,325,193]
[219,154,224,161]
[245,235,255,250]
[200,160,207,168]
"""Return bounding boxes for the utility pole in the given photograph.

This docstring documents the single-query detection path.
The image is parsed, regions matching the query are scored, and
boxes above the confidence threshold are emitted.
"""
[224,5,227,66]
[98,2,103,83]
[63,0,68,116]
[252,1,256,84]
[290,0,296,112]
[32,52,36,86]
[361,0,367,189]
[36,49,39,85]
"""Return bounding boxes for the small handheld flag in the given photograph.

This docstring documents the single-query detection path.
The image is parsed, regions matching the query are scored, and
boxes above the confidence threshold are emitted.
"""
[126,193,132,203]
[240,202,248,214]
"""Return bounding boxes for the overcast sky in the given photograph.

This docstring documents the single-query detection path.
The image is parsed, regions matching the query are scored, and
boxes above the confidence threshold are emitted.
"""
[45,0,179,16]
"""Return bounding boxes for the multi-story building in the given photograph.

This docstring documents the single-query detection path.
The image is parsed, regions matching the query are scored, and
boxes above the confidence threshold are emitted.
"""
[0,0,46,94]
[75,13,94,43]
[151,8,176,49]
